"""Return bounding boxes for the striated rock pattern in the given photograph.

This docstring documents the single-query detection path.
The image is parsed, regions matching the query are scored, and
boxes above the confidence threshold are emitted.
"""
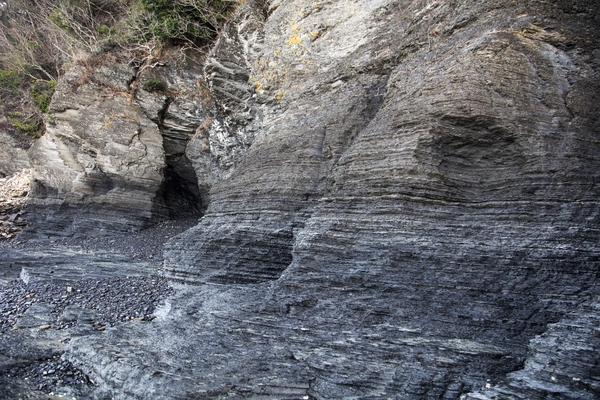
[0,128,31,178]
[466,293,600,399]
[135,50,212,215]
[8,0,600,399]
[24,63,168,237]
[185,0,269,200]
[22,50,215,238]
[0,169,30,240]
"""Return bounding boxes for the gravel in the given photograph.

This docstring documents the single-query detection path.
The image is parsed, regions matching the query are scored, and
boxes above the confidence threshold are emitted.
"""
[0,217,197,396]
[0,217,199,262]
[0,275,174,333]
[3,354,93,393]
[0,274,174,395]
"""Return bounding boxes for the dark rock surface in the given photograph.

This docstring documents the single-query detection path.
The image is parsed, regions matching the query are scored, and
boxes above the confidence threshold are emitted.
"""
[70,0,600,399]
[2,0,600,399]
[466,293,600,399]
[0,219,189,399]
[22,50,210,239]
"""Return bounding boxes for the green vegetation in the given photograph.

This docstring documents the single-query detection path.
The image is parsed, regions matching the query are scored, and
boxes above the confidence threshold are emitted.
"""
[30,80,58,113]
[97,25,115,36]
[142,77,167,92]
[0,0,240,139]
[136,0,236,45]
[0,69,23,103]
[7,112,43,138]
[0,0,239,80]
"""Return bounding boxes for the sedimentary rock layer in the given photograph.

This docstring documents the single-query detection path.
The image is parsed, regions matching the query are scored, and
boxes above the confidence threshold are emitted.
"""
[17,0,600,398]
[24,64,168,237]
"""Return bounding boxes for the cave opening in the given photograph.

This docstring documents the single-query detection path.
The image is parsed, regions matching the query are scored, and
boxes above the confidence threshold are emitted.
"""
[154,95,208,221]
[161,159,204,220]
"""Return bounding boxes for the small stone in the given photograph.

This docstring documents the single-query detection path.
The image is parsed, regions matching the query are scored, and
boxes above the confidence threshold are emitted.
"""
[39,325,51,330]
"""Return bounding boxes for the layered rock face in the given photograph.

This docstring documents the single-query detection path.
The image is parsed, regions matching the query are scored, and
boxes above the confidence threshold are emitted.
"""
[59,0,600,399]
[0,129,30,178]
[7,0,598,398]
[22,51,213,238]
[25,64,166,237]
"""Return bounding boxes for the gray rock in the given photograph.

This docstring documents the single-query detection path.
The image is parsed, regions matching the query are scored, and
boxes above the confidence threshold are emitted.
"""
[160,0,600,398]
[0,130,30,178]
[15,303,55,329]
[23,66,168,238]
[135,51,213,215]
[192,0,267,185]
[21,52,212,238]
[5,0,600,399]
[465,293,600,399]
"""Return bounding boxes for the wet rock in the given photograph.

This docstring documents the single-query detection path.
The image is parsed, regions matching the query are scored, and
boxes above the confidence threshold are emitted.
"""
[0,269,175,398]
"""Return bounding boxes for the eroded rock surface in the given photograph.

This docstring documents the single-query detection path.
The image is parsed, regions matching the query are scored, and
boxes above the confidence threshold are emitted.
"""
[0,128,31,178]
[0,169,30,239]
[24,63,167,238]
[22,50,213,238]
[4,0,600,399]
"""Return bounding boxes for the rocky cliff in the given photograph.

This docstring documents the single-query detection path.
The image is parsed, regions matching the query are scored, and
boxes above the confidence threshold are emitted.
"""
[2,0,600,399]
[21,49,210,238]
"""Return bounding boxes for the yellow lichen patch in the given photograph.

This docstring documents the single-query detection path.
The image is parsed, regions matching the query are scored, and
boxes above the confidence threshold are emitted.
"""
[310,30,319,36]
[255,81,262,90]
[291,24,299,31]
[275,89,284,100]
[101,117,113,130]
[291,85,299,89]
[274,49,281,54]
[313,2,319,7]
[286,33,303,45]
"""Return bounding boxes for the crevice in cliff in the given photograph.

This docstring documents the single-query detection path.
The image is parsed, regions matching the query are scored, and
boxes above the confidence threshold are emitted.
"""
[161,162,203,219]
[159,145,205,220]
[152,97,205,220]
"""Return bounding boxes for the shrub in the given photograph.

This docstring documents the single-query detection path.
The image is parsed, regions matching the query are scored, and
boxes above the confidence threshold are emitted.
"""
[142,77,168,92]
[7,112,42,138]
[30,80,58,113]
[97,25,115,36]
[0,69,23,103]
[137,0,237,45]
